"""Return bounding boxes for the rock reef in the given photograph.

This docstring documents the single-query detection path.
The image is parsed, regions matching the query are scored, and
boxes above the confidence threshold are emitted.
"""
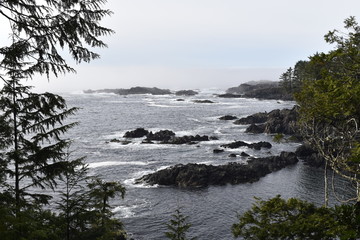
[136,152,298,187]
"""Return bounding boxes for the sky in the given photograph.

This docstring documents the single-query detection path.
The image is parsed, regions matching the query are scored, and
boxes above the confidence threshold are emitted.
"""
[2,0,360,92]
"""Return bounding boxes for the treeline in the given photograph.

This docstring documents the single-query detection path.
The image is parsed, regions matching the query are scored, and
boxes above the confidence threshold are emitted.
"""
[236,16,360,239]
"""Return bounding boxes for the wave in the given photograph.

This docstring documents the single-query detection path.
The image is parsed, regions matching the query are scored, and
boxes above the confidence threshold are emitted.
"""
[88,161,150,168]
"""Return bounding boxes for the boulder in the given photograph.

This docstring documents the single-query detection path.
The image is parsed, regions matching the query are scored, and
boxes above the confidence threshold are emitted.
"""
[240,152,250,157]
[136,152,298,187]
[146,130,176,142]
[221,140,248,149]
[219,115,238,120]
[295,144,324,167]
[221,140,272,150]
[241,106,299,135]
[248,141,272,150]
[234,112,268,125]
[166,135,210,145]
[245,124,266,134]
[124,128,149,138]
[213,149,225,153]
[193,100,214,104]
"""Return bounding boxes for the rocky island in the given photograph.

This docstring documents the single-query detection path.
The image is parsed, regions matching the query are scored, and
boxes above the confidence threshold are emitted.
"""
[136,152,298,187]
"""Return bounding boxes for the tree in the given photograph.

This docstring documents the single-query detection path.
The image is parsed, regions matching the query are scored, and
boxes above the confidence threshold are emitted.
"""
[165,208,196,240]
[295,16,360,205]
[0,0,118,238]
[0,0,114,79]
[232,196,353,239]
[86,179,127,240]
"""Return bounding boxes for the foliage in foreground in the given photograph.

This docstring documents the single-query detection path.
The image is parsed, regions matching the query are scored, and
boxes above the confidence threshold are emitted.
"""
[232,196,359,240]
[165,208,196,240]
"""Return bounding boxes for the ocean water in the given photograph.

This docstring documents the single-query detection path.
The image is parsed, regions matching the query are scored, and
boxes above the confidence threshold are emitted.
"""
[62,89,351,240]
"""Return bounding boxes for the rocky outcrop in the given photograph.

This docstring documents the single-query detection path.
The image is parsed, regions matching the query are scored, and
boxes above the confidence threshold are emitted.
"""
[175,90,198,96]
[217,93,243,98]
[295,144,324,167]
[193,100,214,104]
[219,115,238,120]
[124,128,149,138]
[234,107,299,135]
[122,128,213,145]
[84,87,172,95]
[233,112,268,125]
[224,81,293,101]
[166,135,209,144]
[146,130,176,142]
[220,140,272,150]
[136,152,298,187]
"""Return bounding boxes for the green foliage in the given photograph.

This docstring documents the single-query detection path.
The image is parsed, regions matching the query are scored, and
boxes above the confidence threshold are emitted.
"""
[165,208,196,240]
[232,196,355,240]
[0,1,127,239]
[273,133,284,143]
[0,0,114,78]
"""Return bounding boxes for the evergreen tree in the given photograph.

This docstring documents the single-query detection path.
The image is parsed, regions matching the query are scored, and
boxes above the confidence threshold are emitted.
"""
[165,208,196,240]
[232,196,354,239]
[295,16,360,204]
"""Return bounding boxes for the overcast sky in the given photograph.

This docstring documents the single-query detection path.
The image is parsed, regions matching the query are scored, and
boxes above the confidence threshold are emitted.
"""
[3,0,360,92]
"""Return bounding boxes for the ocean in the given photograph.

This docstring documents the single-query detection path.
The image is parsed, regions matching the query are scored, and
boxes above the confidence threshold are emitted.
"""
[62,89,347,239]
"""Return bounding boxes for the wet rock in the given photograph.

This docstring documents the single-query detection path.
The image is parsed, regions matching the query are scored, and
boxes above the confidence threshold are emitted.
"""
[234,112,268,125]
[213,149,225,153]
[193,100,214,104]
[124,128,149,138]
[136,152,298,187]
[108,139,132,145]
[146,130,176,142]
[220,140,272,150]
[167,135,209,144]
[295,144,324,167]
[219,115,238,120]
[240,152,250,157]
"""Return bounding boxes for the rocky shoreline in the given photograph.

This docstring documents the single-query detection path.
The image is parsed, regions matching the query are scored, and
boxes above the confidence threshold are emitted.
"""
[136,152,298,187]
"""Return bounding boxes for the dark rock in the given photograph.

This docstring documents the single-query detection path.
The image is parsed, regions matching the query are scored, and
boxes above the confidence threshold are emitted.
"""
[193,100,214,104]
[167,135,209,145]
[295,144,325,167]
[224,81,293,101]
[175,90,198,96]
[248,141,272,150]
[146,130,176,142]
[245,124,266,134]
[136,152,298,187]
[234,112,268,124]
[221,141,248,149]
[209,136,219,140]
[84,87,172,95]
[229,153,237,158]
[217,93,243,98]
[219,115,238,120]
[142,139,154,144]
[221,140,272,150]
[124,128,149,138]
[242,106,299,135]
[241,152,250,157]
[108,139,132,145]
[176,99,185,101]
[213,149,224,153]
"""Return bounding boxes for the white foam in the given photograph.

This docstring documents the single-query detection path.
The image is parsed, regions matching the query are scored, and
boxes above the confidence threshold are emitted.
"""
[88,161,149,168]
